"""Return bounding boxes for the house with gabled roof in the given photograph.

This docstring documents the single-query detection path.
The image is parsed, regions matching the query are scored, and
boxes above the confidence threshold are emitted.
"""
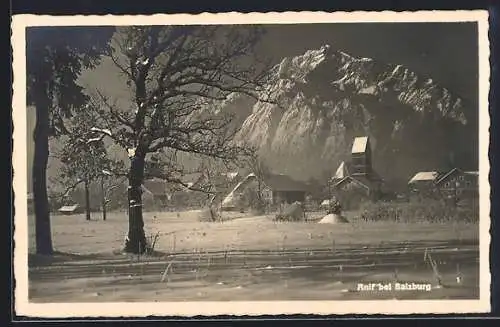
[409,171,440,184]
[58,204,83,215]
[408,168,479,201]
[408,171,441,199]
[434,168,479,199]
[221,172,309,211]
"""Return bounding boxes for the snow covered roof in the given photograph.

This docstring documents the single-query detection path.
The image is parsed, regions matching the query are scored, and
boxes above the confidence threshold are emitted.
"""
[434,168,478,185]
[221,172,308,208]
[58,204,79,212]
[351,136,369,154]
[333,176,371,191]
[408,171,439,184]
[221,173,257,208]
[332,161,350,180]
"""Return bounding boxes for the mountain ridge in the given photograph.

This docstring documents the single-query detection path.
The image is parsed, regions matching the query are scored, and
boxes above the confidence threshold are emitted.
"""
[231,44,477,183]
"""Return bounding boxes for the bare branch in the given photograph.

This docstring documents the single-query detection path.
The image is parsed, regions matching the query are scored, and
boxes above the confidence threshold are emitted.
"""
[102,26,273,193]
[109,51,134,80]
[94,89,135,131]
[51,179,85,202]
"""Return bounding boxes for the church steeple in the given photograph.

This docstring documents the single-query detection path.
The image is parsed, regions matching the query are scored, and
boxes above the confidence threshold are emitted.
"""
[351,136,372,176]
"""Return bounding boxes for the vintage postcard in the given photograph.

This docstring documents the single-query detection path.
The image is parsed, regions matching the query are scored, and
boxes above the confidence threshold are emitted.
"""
[12,10,491,317]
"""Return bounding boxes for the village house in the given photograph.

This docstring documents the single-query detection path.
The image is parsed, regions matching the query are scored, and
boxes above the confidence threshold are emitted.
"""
[408,168,479,202]
[221,172,309,211]
[58,203,83,215]
[264,173,310,204]
[408,171,441,199]
[329,136,383,209]
[434,168,479,199]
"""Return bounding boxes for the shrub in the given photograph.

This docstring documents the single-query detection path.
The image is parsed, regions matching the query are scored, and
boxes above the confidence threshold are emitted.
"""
[145,231,161,255]
[359,199,478,223]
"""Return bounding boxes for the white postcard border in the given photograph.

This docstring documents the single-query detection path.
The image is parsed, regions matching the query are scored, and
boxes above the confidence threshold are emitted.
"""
[12,10,491,317]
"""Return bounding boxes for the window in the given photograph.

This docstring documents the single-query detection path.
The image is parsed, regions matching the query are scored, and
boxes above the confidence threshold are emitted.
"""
[459,175,465,181]
[445,182,450,188]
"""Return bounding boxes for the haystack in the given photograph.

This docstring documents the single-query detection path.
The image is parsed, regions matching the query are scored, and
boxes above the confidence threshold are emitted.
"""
[318,213,349,224]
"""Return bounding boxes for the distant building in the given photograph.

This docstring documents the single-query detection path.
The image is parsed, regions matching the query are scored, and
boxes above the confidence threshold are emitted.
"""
[221,172,309,210]
[408,168,479,202]
[351,136,373,176]
[264,173,309,204]
[408,171,440,199]
[328,136,383,209]
[409,171,440,185]
[58,204,83,215]
[434,168,479,200]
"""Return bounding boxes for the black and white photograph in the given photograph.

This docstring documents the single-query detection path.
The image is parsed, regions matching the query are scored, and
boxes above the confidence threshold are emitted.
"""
[12,11,491,316]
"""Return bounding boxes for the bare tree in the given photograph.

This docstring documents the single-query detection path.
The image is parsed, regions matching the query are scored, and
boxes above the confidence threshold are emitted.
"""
[89,26,272,253]
[99,172,126,221]
[199,158,238,220]
[243,148,272,211]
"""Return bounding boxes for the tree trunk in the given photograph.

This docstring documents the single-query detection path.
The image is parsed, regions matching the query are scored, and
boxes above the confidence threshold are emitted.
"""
[101,178,107,221]
[33,99,53,255]
[124,152,147,254]
[84,180,91,221]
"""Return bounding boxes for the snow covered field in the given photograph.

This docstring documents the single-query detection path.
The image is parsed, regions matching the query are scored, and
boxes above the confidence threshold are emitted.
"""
[27,211,479,302]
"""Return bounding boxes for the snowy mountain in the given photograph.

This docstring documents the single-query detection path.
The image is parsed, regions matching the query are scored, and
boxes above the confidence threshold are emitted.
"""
[231,45,477,183]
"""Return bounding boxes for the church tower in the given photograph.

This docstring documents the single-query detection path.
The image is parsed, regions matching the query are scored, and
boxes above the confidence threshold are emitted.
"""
[350,136,372,177]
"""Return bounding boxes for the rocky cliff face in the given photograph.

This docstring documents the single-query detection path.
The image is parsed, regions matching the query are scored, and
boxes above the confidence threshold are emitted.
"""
[232,45,477,183]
